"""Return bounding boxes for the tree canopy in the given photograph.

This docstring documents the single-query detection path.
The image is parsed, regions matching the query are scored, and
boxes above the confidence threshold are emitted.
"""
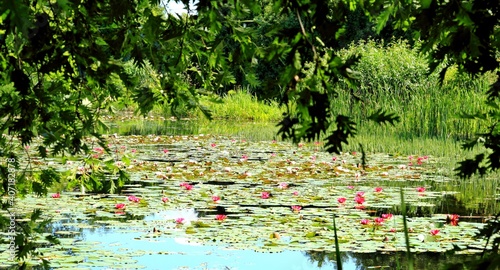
[1,0,500,266]
[1,0,499,186]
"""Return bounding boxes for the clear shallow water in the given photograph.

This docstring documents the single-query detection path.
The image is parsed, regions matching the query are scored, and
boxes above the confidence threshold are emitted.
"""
[82,230,356,270]
[74,209,481,270]
[78,209,356,269]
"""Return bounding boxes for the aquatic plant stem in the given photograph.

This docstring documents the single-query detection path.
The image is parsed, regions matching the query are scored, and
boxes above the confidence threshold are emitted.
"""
[332,213,343,270]
[400,187,414,270]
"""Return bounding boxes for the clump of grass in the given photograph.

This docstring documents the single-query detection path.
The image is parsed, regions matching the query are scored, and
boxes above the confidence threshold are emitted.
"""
[198,89,286,122]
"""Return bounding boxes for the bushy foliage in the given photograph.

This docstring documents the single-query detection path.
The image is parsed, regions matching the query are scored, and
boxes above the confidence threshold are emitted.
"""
[338,39,432,102]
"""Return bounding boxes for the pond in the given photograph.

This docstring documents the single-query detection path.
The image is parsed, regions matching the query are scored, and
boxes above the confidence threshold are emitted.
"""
[1,122,498,269]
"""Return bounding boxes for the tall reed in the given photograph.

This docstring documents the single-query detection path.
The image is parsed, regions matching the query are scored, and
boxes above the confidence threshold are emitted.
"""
[332,39,494,141]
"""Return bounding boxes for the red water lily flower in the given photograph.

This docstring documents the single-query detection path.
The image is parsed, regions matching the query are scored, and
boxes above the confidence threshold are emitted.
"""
[210,143,216,147]
[51,193,60,198]
[161,197,169,203]
[374,217,385,225]
[417,157,423,165]
[447,214,459,226]
[374,187,383,193]
[212,196,220,202]
[360,219,370,225]
[261,192,270,199]
[215,214,227,221]
[337,197,347,204]
[115,203,126,209]
[354,196,365,204]
[356,191,365,197]
[430,229,440,236]
[390,228,397,233]
[416,187,426,192]
[291,205,302,212]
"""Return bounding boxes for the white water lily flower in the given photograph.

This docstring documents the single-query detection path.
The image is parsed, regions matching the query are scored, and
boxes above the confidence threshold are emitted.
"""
[418,234,425,242]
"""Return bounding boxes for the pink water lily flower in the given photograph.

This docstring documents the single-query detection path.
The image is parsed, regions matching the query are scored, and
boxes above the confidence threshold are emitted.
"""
[390,228,397,233]
[215,214,227,221]
[175,218,185,224]
[210,143,217,147]
[356,191,365,197]
[430,229,440,236]
[360,219,370,225]
[337,197,347,204]
[161,197,169,203]
[115,203,126,209]
[212,196,220,202]
[261,192,270,199]
[381,213,393,220]
[180,182,193,190]
[416,187,426,192]
[291,205,302,212]
[374,187,383,192]
[374,217,385,225]
[51,193,60,198]
[278,182,288,189]
[128,195,140,203]
[292,191,299,196]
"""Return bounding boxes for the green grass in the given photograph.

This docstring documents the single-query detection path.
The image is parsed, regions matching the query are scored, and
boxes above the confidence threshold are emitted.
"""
[331,39,495,141]
[113,39,495,143]
[196,89,286,122]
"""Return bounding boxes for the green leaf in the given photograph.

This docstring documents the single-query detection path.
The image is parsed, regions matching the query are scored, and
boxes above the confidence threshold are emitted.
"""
[420,0,432,9]
[293,51,301,70]
[367,109,400,126]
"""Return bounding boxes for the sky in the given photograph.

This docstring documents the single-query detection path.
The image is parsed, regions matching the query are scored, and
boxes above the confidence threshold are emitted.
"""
[162,0,198,15]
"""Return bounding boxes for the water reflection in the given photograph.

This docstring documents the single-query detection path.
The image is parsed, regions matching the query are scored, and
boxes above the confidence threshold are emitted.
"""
[64,209,483,269]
